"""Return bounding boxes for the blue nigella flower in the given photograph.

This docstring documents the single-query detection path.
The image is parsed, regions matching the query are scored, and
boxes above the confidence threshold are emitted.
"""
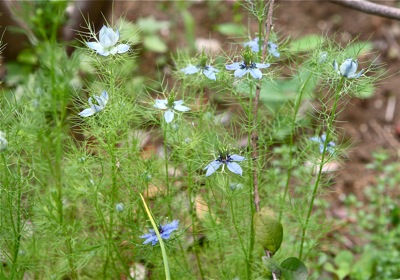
[79,90,109,117]
[319,51,328,64]
[0,131,8,152]
[140,220,179,246]
[115,203,124,212]
[333,58,364,79]
[181,64,219,81]
[87,25,130,56]
[154,98,190,123]
[226,61,270,79]
[243,38,280,58]
[205,152,245,177]
[310,134,336,154]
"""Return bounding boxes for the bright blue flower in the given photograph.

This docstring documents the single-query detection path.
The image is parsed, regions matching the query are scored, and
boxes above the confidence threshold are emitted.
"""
[79,91,109,117]
[0,131,8,152]
[140,220,179,246]
[333,58,364,79]
[243,38,280,58]
[181,64,219,81]
[154,99,190,123]
[205,153,245,177]
[87,25,130,56]
[226,61,270,79]
[310,134,336,154]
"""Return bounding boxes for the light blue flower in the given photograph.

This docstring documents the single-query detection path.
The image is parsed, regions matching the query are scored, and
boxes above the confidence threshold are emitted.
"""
[267,42,280,58]
[78,91,109,117]
[319,52,328,64]
[181,64,219,80]
[310,134,336,154]
[140,220,179,246]
[205,153,245,177]
[243,38,280,58]
[0,131,8,152]
[226,61,270,79]
[333,58,364,78]
[87,25,130,56]
[115,203,124,212]
[154,99,190,123]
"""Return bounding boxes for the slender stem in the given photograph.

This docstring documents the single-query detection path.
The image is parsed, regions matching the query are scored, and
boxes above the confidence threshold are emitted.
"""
[163,124,170,196]
[298,78,345,260]
[187,163,205,279]
[252,0,275,213]
[228,179,249,277]
[279,73,313,221]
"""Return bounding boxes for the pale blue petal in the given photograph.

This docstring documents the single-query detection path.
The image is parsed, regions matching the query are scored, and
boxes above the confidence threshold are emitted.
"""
[333,60,338,72]
[94,96,105,108]
[249,68,263,79]
[348,69,364,79]
[230,154,245,162]
[91,103,104,113]
[154,99,168,109]
[181,65,199,75]
[255,63,270,69]
[226,162,243,176]
[226,62,241,70]
[164,110,174,123]
[340,58,357,77]
[244,40,259,52]
[203,67,218,80]
[86,42,103,53]
[205,160,222,177]
[100,91,109,105]
[78,108,96,117]
[234,68,247,78]
[100,26,118,48]
[117,44,130,54]
[174,103,190,112]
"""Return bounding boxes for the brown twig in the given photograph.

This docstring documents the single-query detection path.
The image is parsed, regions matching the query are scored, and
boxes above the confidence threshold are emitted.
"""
[329,0,400,21]
[252,0,275,213]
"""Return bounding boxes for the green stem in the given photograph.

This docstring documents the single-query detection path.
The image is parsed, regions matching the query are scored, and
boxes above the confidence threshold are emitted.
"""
[279,72,313,221]
[163,123,170,196]
[298,78,345,260]
[247,84,256,280]
[228,180,249,277]
[187,164,205,279]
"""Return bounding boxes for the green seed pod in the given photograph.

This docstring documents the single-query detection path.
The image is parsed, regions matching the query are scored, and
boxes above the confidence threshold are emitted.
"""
[253,208,283,255]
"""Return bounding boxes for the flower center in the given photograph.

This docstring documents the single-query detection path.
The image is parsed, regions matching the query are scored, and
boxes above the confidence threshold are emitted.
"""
[240,62,256,70]
[217,154,232,164]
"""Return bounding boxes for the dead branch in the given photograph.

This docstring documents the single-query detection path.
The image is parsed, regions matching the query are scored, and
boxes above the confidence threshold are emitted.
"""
[329,0,400,21]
